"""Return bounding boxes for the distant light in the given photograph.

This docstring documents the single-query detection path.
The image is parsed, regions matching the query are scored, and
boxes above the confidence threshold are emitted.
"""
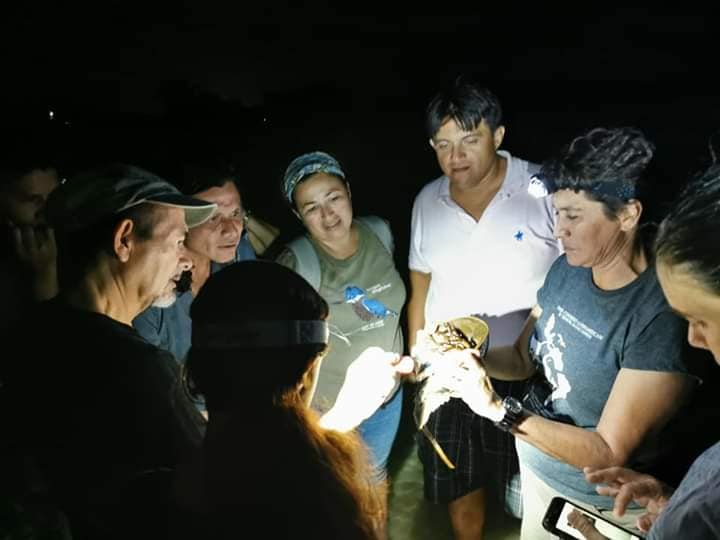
[64,121,70,126]
[48,109,54,120]
[263,117,267,123]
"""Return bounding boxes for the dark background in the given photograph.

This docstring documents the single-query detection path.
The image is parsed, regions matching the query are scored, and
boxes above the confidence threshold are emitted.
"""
[2,5,718,260]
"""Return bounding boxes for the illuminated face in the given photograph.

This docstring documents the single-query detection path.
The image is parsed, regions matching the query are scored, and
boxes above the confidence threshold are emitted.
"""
[657,260,720,364]
[132,206,192,310]
[185,181,245,264]
[430,118,504,189]
[293,172,353,245]
[1,168,59,226]
[552,189,626,268]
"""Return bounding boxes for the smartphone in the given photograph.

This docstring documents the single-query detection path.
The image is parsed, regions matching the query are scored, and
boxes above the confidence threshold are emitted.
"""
[542,496,644,539]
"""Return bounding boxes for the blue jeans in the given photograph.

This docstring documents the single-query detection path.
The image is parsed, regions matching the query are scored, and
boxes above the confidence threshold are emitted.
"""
[357,385,403,482]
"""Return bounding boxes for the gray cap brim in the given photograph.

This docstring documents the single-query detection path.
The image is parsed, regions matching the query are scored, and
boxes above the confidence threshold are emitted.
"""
[146,194,217,228]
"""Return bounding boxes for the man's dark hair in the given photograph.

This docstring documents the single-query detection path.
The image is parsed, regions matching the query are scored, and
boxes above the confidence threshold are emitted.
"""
[179,161,241,197]
[426,78,503,139]
[656,163,720,295]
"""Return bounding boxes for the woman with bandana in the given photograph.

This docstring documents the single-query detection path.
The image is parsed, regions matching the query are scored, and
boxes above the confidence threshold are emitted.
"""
[449,127,705,539]
[276,151,406,501]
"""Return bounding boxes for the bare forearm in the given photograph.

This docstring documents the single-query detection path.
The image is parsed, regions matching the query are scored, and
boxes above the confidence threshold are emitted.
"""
[407,271,430,350]
[407,298,425,350]
[514,414,622,470]
[483,344,535,381]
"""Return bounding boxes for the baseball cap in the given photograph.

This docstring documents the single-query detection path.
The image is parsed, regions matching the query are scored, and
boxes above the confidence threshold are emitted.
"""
[46,163,217,231]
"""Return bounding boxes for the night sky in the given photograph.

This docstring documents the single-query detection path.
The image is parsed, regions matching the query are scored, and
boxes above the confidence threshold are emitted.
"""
[2,6,717,251]
[3,8,714,109]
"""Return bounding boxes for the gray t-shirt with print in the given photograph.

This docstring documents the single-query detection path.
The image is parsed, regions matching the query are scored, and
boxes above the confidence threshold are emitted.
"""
[516,255,693,507]
[277,219,406,412]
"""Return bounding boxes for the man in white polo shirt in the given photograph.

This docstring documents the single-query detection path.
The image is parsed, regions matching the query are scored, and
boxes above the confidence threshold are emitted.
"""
[408,78,561,540]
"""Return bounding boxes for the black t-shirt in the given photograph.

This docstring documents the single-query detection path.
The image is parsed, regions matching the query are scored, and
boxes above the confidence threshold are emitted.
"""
[0,298,204,536]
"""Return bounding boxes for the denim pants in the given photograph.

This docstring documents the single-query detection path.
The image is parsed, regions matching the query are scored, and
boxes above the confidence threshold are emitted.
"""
[357,385,404,482]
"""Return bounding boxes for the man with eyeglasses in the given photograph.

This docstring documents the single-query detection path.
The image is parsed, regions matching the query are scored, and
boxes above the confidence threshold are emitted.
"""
[408,78,561,539]
[133,164,255,370]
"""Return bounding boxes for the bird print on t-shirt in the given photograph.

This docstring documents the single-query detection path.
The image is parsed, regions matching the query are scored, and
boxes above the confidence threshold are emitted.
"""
[326,283,397,346]
[343,284,398,321]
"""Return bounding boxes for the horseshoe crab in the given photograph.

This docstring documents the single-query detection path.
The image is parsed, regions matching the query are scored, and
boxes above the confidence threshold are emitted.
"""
[412,316,489,469]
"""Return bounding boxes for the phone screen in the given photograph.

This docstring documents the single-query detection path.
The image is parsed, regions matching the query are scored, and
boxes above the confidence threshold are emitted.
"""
[546,498,643,540]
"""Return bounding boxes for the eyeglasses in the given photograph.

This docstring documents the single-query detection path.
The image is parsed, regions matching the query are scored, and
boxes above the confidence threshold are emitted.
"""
[205,207,248,230]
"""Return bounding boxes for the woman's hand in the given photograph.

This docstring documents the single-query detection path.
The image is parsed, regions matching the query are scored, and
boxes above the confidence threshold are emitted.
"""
[453,349,504,423]
[319,347,414,432]
[583,466,672,533]
[12,224,57,272]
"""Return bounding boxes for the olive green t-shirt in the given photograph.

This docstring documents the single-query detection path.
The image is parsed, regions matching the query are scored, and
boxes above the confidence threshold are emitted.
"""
[277,219,406,412]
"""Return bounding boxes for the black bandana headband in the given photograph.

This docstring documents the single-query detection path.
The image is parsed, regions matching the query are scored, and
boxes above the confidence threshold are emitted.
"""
[528,173,636,201]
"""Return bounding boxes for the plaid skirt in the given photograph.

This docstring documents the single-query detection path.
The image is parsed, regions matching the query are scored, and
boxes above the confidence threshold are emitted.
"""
[416,378,526,518]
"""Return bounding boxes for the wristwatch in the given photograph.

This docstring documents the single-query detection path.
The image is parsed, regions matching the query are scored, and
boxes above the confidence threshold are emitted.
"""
[495,396,525,432]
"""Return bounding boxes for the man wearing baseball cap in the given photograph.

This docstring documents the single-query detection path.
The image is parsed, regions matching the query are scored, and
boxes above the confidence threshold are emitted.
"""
[1,164,216,539]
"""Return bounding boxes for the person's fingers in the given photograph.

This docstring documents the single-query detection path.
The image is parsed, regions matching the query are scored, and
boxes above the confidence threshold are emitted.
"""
[44,226,57,258]
[35,225,53,247]
[394,356,415,374]
[612,484,637,517]
[636,513,654,533]
[11,225,22,254]
[595,485,620,498]
[453,349,484,374]
[22,225,39,251]
[12,226,37,258]
[584,466,626,484]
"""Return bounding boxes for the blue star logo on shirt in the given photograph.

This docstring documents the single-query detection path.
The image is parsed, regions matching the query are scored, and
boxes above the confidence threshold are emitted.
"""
[514,230,524,241]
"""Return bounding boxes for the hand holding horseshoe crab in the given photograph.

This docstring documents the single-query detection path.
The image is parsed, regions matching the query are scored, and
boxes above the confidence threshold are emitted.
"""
[412,316,503,468]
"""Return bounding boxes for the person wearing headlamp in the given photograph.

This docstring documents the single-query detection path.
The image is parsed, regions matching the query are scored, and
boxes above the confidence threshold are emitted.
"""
[451,127,705,538]
[185,261,413,539]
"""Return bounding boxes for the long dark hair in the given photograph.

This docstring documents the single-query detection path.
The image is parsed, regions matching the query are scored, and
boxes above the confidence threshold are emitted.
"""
[185,261,384,539]
[656,163,720,295]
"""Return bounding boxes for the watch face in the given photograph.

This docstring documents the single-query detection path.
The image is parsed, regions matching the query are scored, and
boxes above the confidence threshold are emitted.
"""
[504,397,523,415]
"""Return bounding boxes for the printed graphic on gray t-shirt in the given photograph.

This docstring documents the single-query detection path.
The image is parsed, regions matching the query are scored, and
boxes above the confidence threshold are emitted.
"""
[277,220,406,412]
[517,256,691,507]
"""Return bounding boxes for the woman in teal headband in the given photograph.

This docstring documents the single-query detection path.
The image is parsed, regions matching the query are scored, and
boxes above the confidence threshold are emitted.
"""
[277,150,407,532]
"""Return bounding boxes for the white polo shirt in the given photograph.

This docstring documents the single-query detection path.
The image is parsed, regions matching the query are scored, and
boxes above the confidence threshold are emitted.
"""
[409,151,561,334]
